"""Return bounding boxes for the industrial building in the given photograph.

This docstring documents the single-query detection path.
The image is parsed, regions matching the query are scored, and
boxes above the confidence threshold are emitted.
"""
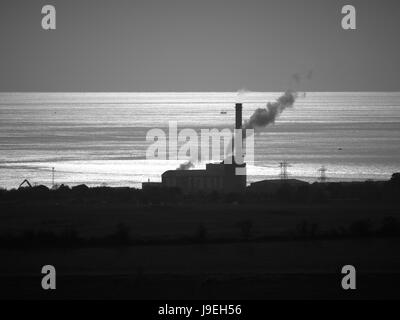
[162,161,246,194]
[144,103,247,194]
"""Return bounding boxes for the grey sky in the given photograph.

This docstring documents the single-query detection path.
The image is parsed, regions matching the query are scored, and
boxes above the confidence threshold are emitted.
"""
[0,0,399,91]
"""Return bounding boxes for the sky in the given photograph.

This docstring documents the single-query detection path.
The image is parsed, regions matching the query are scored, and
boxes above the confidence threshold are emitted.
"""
[0,0,399,92]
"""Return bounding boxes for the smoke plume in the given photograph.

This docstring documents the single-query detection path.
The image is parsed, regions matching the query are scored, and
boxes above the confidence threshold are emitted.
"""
[243,90,297,130]
[241,70,313,131]
[177,161,194,170]
[292,70,313,97]
[292,73,301,85]
[236,88,251,103]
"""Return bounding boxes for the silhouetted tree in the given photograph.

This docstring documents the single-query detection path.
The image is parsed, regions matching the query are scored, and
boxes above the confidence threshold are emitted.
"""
[296,220,319,238]
[379,216,400,236]
[235,219,253,240]
[349,219,372,237]
[113,223,131,245]
[194,223,207,243]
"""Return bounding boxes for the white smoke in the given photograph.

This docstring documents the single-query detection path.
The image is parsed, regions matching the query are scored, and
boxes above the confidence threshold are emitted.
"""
[177,161,194,170]
[236,88,251,103]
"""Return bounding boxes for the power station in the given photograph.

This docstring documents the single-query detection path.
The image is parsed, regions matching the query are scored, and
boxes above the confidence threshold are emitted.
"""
[157,103,247,194]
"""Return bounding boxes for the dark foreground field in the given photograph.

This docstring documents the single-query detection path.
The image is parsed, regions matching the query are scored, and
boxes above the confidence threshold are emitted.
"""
[1,238,400,299]
[3,273,400,300]
[1,179,400,299]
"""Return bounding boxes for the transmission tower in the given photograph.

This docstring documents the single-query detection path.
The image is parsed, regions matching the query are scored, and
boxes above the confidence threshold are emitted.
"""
[279,161,291,180]
[52,167,55,188]
[318,166,327,183]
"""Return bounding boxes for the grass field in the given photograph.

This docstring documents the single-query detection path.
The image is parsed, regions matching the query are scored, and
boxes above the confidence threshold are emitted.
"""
[1,192,400,299]
[1,238,399,299]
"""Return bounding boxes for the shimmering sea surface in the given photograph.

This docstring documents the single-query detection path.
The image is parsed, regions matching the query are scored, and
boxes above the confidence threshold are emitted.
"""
[1,92,399,188]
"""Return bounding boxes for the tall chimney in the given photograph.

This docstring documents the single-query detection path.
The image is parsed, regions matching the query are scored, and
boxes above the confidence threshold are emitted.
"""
[232,103,243,164]
[235,103,242,129]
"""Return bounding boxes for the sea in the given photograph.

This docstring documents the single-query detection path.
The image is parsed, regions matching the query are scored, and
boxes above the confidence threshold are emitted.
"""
[1,92,399,189]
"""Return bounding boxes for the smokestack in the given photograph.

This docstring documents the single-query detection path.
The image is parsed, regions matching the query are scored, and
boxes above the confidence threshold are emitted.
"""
[235,103,242,130]
[232,103,243,164]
